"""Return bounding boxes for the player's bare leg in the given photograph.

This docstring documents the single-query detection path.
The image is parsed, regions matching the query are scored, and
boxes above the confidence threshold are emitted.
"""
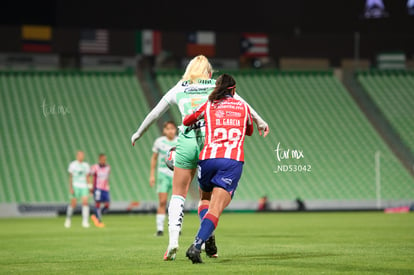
[91,202,104,228]
[156,192,168,236]
[100,202,109,226]
[81,196,90,228]
[64,198,77,228]
[92,201,108,228]
[164,167,195,261]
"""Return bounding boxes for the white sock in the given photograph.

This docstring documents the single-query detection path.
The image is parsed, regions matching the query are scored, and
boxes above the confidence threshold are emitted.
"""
[156,214,165,232]
[66,205,73,220]
[168,195,185,247]
[82,205,89,224]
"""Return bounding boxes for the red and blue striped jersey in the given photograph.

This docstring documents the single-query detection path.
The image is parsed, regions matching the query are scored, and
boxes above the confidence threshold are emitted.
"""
[90,164,111,191]
[183,97,253,161]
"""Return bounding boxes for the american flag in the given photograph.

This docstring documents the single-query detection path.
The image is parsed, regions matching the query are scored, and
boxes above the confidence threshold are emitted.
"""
[79,29,109,54]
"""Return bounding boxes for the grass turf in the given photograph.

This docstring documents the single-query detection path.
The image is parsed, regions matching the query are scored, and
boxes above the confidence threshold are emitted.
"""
[0,212,413,274]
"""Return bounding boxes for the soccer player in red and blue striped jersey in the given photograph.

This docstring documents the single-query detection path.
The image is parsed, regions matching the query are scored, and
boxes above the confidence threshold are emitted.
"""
[90,153,111,228]
[182,74,254,263]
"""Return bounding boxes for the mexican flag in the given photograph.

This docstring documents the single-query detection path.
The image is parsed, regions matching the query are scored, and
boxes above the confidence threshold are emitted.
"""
[135,30,161,56]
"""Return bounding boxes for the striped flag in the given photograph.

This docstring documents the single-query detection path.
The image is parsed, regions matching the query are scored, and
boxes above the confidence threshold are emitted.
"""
[240,33,269,57]
[79,29,109,54]
[186,31,215,57]
[21,25,52,53]
[135,30,162,55]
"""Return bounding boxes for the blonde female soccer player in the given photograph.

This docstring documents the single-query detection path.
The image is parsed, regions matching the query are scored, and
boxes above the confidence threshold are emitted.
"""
[150,121,178,236]
[131,55,269,260]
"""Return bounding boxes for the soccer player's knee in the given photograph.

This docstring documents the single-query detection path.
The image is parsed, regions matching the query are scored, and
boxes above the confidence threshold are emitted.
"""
[159,200,167,208]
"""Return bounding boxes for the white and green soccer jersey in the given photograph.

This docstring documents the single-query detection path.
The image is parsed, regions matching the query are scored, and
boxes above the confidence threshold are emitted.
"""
[152,136,178,177]
[162,79,216,138]
[68,160,90,188]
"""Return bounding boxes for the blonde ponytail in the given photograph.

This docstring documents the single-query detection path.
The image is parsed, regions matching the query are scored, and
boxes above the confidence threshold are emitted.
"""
[182,55,213,83]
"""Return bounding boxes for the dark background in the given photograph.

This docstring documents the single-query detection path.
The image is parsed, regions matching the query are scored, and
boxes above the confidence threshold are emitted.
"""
[2,0,413,34]
[1,0,413,65]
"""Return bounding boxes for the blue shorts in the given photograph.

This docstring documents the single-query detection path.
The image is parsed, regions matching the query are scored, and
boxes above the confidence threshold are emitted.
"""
[94,189,110,203]
[197,158,243,198]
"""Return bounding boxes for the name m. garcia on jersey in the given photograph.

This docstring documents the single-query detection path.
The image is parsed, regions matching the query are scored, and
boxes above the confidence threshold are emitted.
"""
[215,118,241,126]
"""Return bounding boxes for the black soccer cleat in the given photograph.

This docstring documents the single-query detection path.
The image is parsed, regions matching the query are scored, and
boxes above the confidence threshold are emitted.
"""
[155,230,163,237]
[186,244,203,264]
[205,235,218,258]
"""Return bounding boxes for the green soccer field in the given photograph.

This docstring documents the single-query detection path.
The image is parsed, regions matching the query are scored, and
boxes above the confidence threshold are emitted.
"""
[0,212,413,274]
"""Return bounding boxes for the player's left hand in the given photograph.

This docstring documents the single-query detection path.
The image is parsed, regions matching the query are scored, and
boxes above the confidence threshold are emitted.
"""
[258,124,269,137]
[131,132,141,146]
[149,176,155,187]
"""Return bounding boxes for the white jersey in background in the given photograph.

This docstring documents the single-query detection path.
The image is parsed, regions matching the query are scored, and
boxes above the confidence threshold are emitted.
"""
[152,136,178,177]
[68,160,90,188]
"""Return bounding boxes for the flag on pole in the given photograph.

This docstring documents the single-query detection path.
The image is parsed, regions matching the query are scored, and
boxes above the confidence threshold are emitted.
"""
[186,31,215,57]
[240,33,269,57]
[135,30,162,55]
[79,29,109,54]
[21,25,52,53]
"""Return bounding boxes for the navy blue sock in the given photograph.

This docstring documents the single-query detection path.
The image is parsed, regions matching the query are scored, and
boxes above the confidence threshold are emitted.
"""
[198,205,208,221]
[193,213,218,250]
[95,204,102,222]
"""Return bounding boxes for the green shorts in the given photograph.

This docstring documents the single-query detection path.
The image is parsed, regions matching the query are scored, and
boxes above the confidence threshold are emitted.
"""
[174,132,204,169]
[70,186,89,200]
[156,173,173,194]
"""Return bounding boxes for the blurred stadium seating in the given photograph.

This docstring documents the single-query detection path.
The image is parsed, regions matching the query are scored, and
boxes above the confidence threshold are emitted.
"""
[357,70,414,154]
[1,70,413,209]
[0,71,160,203]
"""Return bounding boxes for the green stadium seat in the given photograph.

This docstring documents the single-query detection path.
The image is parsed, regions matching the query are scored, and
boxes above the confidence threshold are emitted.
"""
[357,71,414,154]
[0,71,160,203]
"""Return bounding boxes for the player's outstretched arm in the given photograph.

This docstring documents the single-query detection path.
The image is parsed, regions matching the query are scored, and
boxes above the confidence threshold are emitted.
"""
[131,99,170,146]
[183,102,207,126]
[234,93,269,137]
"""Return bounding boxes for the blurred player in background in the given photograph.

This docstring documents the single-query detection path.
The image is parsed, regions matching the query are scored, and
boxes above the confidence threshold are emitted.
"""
[150,121,178,236]
[131,55,269,261]
[182,73,254,263]
[90,153,111,228]
[64,151,91,228]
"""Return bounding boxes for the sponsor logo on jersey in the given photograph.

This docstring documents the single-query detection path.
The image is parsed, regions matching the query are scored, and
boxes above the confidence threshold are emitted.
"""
[97,170,109,178]
[182,79,214,86]
[226,111,242,117]
[214,101,244,110]
[216,110,225,118]
[184,87,210,94]
[188,120,205,130]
